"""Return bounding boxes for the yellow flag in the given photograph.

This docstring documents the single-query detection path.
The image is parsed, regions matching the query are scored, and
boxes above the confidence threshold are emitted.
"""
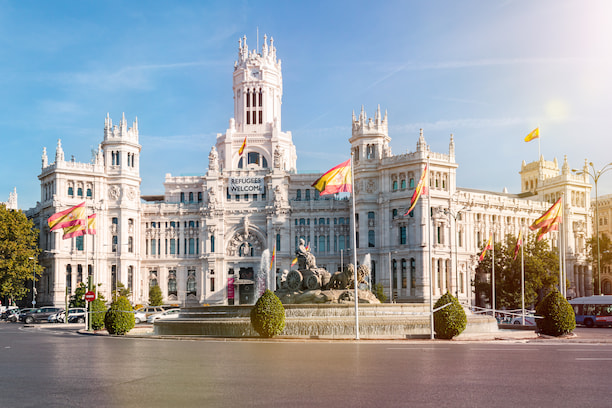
[524,127,540,142]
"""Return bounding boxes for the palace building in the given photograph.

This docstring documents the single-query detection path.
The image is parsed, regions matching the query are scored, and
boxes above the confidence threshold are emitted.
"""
[26,35,595,308]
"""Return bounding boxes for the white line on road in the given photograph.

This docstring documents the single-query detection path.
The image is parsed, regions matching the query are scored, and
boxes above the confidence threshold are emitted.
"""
[387,348,450,350]
[576,358,612,361]
[469,348,540,351]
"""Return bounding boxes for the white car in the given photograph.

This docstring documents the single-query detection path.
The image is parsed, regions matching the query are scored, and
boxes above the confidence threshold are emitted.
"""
[511,315,537,326]
[147,308,181,324]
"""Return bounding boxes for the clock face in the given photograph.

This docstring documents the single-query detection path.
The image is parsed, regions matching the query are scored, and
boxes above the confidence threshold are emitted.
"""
[250,69,259,78]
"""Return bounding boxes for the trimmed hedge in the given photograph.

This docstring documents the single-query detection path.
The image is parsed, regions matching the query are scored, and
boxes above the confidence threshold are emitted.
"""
[90,298,107,331]
[433,292,467,339]
[104,296,135,335]
[535,290,576,336]
[250,290,286,338]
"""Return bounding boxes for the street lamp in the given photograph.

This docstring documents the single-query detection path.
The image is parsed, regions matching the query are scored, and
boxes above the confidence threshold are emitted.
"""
[444,207,470,298]
[573,161,612,295]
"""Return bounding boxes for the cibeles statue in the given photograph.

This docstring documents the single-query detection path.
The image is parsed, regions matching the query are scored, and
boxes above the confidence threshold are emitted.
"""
[276,239,380,304]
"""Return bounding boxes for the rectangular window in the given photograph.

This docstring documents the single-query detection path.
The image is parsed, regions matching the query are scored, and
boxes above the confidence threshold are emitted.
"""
[170,239,176,255]
[210,277,215,292]
[276,234,281,252]
[76,236,84,251]
[400,226,406,245]
[151,239,156,255]
[368,230,375,248]
[189,238,195,255]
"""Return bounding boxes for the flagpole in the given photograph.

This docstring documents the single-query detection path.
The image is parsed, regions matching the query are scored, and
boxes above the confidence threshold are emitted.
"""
[492,232,496,321]
[84,216,89,331]
[559,194,564,296]
[427,156,434,340]
[521,229,525,325]
[538,125,541,159]
[350,153,359,340]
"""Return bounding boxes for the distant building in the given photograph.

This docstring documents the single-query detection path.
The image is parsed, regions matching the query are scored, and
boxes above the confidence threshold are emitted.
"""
[2,187,18,210]
[591,193,612,294]
[26,35,594,308]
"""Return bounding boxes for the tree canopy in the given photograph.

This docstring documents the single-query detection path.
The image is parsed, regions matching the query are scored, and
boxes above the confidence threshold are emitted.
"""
[475,233,560,310]
[586,234,612,294]
[0,205,41,302]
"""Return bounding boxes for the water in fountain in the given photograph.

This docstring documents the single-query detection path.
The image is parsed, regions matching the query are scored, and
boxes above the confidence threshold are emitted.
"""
[256,249,270,298]
[362,253,372,290]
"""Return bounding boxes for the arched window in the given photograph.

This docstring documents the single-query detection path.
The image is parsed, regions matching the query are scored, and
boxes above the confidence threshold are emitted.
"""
[168,271,177,296]
[410,258,416,289]
[401,259,407,288]
[187,270,196,296]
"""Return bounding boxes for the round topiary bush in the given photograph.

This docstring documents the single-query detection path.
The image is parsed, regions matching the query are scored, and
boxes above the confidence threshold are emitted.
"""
[433,292,467,339]
[250,290,286,338]
[535,290,575,336]
[90,297,107,331]
[104,296,135,335]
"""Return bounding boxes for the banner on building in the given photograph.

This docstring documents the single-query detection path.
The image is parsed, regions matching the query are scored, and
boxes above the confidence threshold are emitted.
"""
[228,177,264,194]
[227,277,235,299]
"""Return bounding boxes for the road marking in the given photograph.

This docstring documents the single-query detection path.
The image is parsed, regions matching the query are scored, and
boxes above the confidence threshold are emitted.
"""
[576,357,612,361]
[470,348,540,351]
[387,347,450,350]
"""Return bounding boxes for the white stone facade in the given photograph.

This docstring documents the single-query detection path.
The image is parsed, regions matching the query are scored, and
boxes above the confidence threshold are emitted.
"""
[26,36,594,308]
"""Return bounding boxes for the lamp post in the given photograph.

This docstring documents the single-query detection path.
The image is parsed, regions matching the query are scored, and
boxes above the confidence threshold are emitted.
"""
[573,161,612,295]
[444,207,469,298]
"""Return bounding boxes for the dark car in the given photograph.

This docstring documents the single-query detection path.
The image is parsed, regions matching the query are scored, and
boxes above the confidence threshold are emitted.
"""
[2,308,20,322]
[21,307,63,324]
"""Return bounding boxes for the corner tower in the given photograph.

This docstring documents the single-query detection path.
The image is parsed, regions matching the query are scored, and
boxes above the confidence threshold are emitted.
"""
[215,35,297,173]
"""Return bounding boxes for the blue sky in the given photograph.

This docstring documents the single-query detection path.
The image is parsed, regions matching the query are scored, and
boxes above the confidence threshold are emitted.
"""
[2,0,612,210]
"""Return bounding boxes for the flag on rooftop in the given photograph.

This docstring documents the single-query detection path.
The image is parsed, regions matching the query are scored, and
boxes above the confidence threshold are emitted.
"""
[311,159,352,195]
[524,127,540,142]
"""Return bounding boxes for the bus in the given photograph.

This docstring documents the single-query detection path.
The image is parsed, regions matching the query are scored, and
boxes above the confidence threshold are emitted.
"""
[568,295,612,328]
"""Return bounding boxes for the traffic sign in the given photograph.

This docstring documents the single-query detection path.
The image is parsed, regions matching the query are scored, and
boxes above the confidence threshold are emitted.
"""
[84,291,96,302]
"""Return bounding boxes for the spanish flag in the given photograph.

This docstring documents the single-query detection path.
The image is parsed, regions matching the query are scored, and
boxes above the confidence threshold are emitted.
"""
[291,257,298,267]
[62,214,97,239]
[404,164,428,216]
[529,197,562,241]
[479,234,493,261]
[311,159,352,195]
[524,127,540,142]
[238,136,247,155]
[48,202,86,231]
[513,230,522,261]
[269,245,276,271]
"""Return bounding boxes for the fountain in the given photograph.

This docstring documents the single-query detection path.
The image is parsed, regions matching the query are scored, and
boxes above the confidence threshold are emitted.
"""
[154,243,498,338]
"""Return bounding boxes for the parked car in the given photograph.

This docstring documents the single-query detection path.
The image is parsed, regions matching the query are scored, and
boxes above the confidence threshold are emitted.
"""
[1,306,19,320]
[511,315,537,326]
[3,308,20,322]
[49,308,87,323]
[66,308,87,323]
[135,306,166,320]
[16,308,34,322]
[21,307,63,324]
[134,309,147,324]
[147,308,181,324]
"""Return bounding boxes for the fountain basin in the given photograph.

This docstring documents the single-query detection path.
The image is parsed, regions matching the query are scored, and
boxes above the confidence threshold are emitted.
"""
[153,304,498,339]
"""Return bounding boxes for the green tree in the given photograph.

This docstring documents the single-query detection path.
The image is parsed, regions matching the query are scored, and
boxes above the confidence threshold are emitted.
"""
[372,282,388,303]
[536,290,576,336]
[475,233,559,310]
[586,234,612,294]
[69,282,87,308]
[148,284,163,306]
[112,281,131,302]
[250,290,285,338]
[0,205,42,303]
[433,292,467,339]
[104,296,135,335]
[90,289,107,331]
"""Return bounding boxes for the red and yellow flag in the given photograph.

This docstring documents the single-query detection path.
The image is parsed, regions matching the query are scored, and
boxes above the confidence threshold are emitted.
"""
[62,214,96,240]
[48,202,86,231]
[291,257,298,267]
[269,245,276,271]
[530,197,562,241]
[524,127,540,142]
[311,159,352,195]
[404,165,428,216]
[513,230,523,261]
[479,234,493,261]
[238,136,247,155]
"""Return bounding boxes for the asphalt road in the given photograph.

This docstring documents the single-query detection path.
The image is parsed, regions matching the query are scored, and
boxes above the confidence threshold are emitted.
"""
[1,323,612,407]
